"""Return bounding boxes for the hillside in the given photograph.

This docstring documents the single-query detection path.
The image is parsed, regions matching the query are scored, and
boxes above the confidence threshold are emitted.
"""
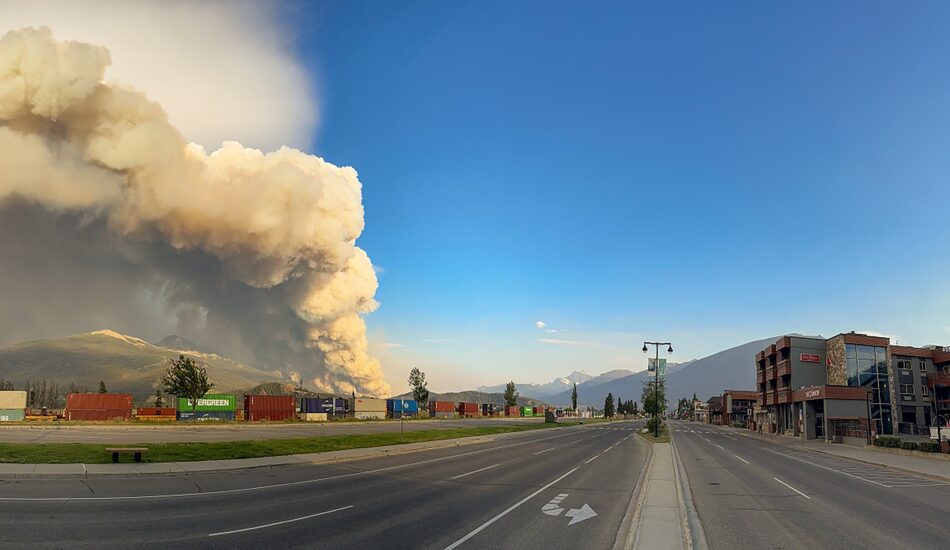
[0,330,288,403]
[393,390,549,408]
[547,336,779,407]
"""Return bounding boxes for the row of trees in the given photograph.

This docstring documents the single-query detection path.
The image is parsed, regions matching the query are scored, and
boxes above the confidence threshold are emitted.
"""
[603,379,667,421]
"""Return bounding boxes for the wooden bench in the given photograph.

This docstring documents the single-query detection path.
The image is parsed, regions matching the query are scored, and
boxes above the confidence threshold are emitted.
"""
[105,447,148,463]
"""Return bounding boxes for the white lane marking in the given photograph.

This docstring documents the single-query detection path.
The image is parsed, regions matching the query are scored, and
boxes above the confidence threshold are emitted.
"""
[534,447,555,455]
[541,493,569,516]
[0,428,583,502]
[590,434,602,439]
[714,444,724,450]
[773,477,811,500]
[208,505,353,537]
[734,455,749,465]
[584,455,599,464]
[763,448,890,487]
[443,467,579,550]
[568,438,584,444]
[451,463,501,480]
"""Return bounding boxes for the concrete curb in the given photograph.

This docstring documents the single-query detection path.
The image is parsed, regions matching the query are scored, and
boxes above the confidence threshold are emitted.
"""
[0,426,574,479]
[670,430,707,550]
[612,433,654,550]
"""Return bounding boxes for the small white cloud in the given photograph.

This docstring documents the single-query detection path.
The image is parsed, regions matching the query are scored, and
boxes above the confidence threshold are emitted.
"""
[373,265,386,274]
[859,330,901,344]
[535,321,547,329]
[378,342,406,349]
[545,328,558,333]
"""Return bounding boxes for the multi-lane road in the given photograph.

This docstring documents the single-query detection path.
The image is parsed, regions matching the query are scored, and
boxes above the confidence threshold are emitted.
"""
[0,420,649,549]
[669,420,949,549]
[2,419,948,549]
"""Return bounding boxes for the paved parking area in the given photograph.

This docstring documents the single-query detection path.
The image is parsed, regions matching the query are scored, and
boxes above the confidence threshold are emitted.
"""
[761,445,950,488]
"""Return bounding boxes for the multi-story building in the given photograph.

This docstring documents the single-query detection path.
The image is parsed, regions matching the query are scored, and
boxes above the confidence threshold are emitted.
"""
[707,396,723,425]
[755,332,950,443]
[721,390,757,427]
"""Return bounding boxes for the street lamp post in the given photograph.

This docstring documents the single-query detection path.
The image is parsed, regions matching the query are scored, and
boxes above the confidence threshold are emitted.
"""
[643,341,673,438]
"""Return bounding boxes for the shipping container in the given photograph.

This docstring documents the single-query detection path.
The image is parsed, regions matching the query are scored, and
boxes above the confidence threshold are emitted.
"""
[177,394,235,412]
[0,409,25,421]
[355,411,385,420]
[135,407,176,416]
[66,393,133,410]
[457,402,479,417]
[533,406,544,415]
[244,395,296,421]
[299,412,328,422]
[300,397,347,414]
[353,397,386,412]
[520,406,533,417]
[0,391,27,409]
[66,409,132,421]
[429,400,455,414]
[386,399,419,413]
[505,406,519,416]
[177,410,235,421]
[135,414,176,422]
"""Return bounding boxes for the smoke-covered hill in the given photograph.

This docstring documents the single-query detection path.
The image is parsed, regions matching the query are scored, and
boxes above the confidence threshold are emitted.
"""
[393,390,549,408]
[0,330,288,403]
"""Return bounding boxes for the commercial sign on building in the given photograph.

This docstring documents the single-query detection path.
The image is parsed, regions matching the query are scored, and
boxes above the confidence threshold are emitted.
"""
[804,388,821,399]
[800,353,820,363]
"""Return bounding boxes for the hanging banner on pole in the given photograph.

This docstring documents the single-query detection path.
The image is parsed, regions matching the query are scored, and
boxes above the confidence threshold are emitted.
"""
[648,358,667,376]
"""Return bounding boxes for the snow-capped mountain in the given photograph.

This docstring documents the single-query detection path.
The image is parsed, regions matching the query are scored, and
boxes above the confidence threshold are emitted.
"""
[477,370,594,399]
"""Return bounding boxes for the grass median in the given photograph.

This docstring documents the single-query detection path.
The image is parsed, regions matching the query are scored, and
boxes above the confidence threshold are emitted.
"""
[0,422,576,464]
[636,423,670,444]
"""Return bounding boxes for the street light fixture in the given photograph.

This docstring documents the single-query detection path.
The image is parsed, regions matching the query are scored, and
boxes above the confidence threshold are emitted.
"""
[643,340,673,438]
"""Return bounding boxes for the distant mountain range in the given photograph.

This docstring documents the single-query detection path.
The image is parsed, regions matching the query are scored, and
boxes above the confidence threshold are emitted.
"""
[393,390,549,408]
[542,336,778,408]
[0,330,289,402]
[477,370,593,399]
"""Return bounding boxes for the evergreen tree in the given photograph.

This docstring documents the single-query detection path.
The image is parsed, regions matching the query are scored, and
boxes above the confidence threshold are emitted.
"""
[571,382,578,411]
[604,392,615,418]
[504,381,519,407]
[408,367,430,409]
[98,380,107,393]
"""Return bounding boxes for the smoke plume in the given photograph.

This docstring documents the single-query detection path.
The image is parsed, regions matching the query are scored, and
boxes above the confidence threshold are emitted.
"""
[0,27,390,396]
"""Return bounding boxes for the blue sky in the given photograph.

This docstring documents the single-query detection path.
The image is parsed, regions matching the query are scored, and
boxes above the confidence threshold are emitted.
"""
[284,1,950,392]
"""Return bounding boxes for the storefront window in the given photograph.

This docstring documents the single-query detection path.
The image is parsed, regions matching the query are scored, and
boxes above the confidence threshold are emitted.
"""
[848,345,893,434]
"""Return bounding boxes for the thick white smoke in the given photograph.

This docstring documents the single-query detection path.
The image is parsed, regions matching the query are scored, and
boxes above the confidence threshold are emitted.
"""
[0,27,390,396]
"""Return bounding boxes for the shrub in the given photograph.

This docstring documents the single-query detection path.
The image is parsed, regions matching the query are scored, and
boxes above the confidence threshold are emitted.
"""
[875,436,901,448]
[916,441,939,453]
[900,441,919,451]
[646,417,662,435]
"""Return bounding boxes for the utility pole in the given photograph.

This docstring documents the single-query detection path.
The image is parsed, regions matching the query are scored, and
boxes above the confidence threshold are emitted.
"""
[643,341,673,438]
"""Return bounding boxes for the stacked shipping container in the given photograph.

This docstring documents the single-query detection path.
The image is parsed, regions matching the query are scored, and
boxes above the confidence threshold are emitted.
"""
[135,407,177,421]
[386,399,419,419]
[177,394,236,421]
[354,397,386,420]
[244,395,296,421]
[429,400,455,418]
[66,393,133,421]
[300,397,347,416]
[0,390,27,421]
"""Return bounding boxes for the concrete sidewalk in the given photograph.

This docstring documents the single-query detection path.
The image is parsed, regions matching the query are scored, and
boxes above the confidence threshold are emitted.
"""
[632,443,687,550]
[0,428,546,478]
[726,427,950,482]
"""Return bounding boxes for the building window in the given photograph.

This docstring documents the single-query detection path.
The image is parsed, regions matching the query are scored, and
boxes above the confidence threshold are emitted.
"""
[922,386,929,398]
[897,359,910,370]
[848,345,893,434]
[900,384,914,396]
[918,359,927,372]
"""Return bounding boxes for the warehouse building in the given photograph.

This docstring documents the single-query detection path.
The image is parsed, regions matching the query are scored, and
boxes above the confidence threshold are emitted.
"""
[755,332,950,443]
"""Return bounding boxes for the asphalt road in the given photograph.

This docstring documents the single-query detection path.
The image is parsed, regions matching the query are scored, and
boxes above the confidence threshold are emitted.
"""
[670,420,950,550]
[0,420,649,549]
[0,417,546,443]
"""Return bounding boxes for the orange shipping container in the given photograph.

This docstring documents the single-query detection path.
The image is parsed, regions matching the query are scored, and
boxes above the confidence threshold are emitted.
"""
[244,395,296,421]
[66,393,132,410]
[429,401,455,413]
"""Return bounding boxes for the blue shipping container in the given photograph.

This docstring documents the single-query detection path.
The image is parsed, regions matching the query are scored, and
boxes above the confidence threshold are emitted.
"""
[386,399,419,413]
[301,397,346,414]
[177,411,235,421]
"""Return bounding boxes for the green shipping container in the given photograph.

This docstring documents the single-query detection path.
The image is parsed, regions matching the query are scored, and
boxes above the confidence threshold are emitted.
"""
[0,409,25,421]
[521,406,532,417]
[177,394,236,412]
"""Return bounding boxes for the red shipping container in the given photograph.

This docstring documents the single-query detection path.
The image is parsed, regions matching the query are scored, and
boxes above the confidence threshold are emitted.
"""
[66,393,132,410]
[457,402,478,413]
[505,406,519,416]
[66,409,132,421]
[244,395,296,421]
[136,407,176,416]
[429,401,455,413]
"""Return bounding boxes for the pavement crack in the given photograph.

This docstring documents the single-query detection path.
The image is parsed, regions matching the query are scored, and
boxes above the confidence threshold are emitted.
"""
[78,479,95,494]
[190,479,203,493]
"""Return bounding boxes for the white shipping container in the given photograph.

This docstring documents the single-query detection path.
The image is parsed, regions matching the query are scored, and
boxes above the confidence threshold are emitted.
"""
[353,398,386,412]
[299,412,328,422]
[355,411,385,420]
[0,391,27,409]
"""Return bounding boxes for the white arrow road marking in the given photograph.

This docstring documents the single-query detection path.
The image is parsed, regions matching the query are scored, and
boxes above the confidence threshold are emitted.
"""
[541,493,569,516]
[565,503,598,525]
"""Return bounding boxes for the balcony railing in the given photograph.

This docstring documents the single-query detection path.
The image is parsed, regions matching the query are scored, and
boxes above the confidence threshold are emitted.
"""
[766,367,777,379]
[757,370,766,384]
[777,389,790,404]
[765,394,775,405]
[777,360,791,378]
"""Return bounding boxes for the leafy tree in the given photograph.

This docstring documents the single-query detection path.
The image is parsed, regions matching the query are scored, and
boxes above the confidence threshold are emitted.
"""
[504,381,519,407]
[98,380,107,393]
[604,392,615,418]
[408,367,430,408]
[154,387,165,408]
[571,382,578,411]
[641,379,667,417]
[162,355,213,421]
